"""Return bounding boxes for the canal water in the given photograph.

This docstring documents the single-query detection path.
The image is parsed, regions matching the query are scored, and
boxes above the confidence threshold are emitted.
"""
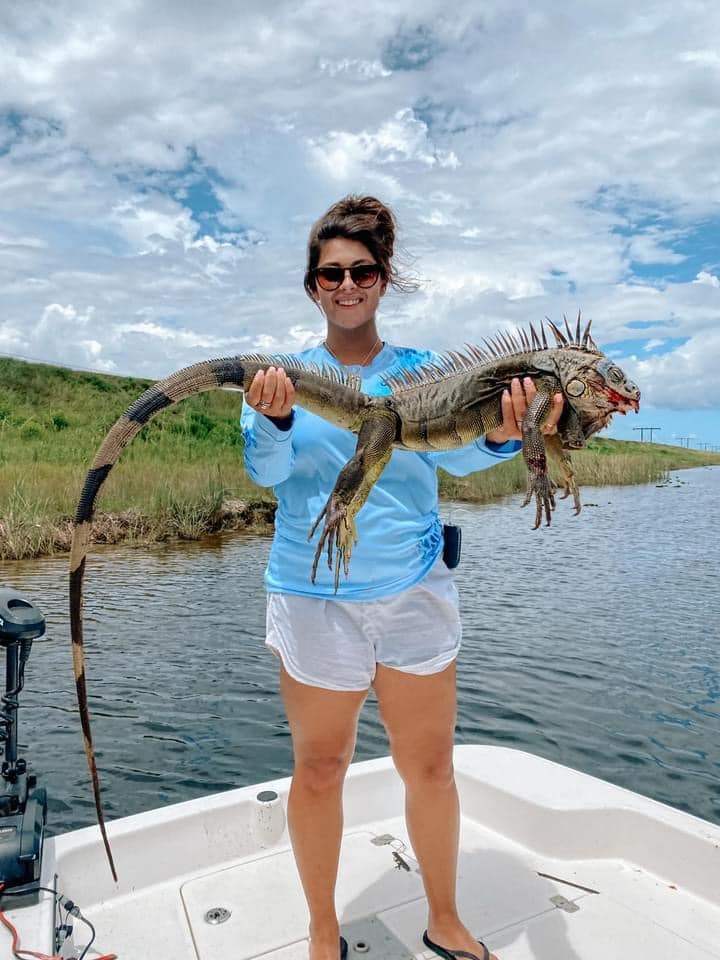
[1,467,718,834]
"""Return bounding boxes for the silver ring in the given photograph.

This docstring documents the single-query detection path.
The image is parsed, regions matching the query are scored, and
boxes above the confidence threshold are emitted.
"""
[257,400,271,409]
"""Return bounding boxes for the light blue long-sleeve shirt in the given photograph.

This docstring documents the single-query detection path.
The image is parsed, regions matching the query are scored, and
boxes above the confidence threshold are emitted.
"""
[241,342,520,600]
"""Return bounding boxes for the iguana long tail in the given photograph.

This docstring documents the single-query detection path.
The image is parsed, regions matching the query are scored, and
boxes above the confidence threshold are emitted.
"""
[69,354,367,881]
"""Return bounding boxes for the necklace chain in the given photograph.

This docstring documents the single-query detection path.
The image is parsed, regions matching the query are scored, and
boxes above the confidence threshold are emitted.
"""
[323,336,382,367]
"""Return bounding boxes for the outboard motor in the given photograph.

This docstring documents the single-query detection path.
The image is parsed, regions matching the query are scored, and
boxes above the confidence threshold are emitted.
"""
[0,588,47,895]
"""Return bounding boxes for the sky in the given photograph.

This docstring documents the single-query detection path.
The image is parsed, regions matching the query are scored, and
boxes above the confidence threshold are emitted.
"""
[1,1,719,446]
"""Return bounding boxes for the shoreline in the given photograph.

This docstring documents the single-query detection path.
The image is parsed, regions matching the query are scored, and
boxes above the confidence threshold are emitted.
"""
[0,499,277,562]
[2,460,716,562]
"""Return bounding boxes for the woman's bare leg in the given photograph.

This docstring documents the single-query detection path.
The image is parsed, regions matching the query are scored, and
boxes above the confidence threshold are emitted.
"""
[280,665,368,960]
[373,663,498,960]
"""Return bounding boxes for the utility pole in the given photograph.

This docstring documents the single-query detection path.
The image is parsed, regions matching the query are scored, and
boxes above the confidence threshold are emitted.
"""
[633,426,661,442]
[677,436,692,448]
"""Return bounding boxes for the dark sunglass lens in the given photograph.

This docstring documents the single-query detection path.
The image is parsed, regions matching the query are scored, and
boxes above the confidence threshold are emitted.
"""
[315,267,344,290]
[352,265,380,287]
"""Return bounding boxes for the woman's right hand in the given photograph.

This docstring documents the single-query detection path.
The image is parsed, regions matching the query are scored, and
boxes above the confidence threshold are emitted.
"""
[246,366,295,419]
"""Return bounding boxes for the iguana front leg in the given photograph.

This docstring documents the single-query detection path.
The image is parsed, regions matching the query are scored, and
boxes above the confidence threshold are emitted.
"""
[520,379,559,528]
[309,412,398,589]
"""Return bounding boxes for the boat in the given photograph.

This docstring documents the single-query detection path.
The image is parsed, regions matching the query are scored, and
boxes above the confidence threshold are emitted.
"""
[2,589,719,959]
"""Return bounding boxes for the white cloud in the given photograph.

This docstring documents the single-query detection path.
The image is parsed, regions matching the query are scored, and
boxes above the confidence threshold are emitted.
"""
[110,197,197,253]
[115,320,229,352]
[627,232,686,266]
[0,233,46,249]
[307,109,460,182]
[627,331,720,410]
[0,0,718,423]
[694,271,720,288]
[7,302,120,371]
[318,58,391,79]
[254,326,323,355]
[678,50,720,67]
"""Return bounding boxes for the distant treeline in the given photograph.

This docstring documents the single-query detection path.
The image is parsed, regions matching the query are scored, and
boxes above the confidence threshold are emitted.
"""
[1,356,717,560]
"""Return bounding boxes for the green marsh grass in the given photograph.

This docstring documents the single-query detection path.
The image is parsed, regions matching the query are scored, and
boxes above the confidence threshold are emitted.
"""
[1,356,718,559]
[438,440,717,504]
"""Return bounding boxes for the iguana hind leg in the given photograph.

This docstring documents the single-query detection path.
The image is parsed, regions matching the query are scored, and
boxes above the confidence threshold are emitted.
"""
[545,432,581,515]
[309,412,397,590]
[557,404,586,451]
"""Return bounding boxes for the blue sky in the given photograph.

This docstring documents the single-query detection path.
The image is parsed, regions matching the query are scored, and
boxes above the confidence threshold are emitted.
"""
[1,1,719,448]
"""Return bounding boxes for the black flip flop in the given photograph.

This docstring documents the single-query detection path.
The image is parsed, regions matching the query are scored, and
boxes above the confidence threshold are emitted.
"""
[423,930,490,960]
[340,936,348,960]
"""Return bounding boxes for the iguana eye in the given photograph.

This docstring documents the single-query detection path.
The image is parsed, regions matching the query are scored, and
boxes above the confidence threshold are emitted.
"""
[609,366,624,383]
[566,378,586,397]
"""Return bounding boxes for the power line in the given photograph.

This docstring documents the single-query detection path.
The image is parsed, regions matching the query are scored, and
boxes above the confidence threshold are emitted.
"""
[632,426,661,442]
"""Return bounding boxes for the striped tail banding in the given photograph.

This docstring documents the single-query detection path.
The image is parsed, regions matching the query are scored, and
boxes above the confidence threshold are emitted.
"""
[69,356,250,880]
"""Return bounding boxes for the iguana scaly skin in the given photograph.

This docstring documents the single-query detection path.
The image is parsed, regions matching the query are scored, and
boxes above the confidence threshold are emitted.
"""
[69,315,640,879]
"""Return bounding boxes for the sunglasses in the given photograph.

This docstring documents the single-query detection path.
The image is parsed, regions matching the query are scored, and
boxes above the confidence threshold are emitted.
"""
[314,264,381,291]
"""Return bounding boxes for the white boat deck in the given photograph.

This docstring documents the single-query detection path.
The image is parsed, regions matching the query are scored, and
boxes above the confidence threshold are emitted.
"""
[6,746,720,959]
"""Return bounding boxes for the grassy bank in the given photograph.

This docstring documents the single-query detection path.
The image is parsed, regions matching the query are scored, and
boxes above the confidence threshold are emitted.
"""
[437,436,719,503]
[1,356,718,560]
[0,356,274,559]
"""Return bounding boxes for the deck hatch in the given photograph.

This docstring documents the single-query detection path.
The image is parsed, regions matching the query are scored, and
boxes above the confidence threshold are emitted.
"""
[549,894,580,913]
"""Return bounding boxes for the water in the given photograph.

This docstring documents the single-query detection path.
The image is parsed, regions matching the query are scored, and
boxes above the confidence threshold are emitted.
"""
[1,467,718,835]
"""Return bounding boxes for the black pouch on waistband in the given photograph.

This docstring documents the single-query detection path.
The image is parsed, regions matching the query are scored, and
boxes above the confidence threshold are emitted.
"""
[442,524,462,569]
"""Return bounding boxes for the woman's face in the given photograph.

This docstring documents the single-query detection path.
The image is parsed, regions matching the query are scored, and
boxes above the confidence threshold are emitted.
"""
[311,237,387,333]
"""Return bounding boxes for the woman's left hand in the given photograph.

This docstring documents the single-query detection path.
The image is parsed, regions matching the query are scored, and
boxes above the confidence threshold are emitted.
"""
[485,377,564,444]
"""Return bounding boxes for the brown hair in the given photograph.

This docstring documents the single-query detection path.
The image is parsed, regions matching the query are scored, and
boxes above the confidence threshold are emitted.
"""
[304,195,411,298]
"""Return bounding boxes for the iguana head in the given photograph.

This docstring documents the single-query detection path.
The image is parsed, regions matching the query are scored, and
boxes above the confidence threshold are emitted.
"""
[527,316,640,442]
[560,353,641,438]
[543,317,640,439]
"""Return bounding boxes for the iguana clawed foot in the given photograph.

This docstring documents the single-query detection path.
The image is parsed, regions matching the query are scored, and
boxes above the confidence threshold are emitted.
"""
[522,474,557,528]
[558,474,581,515]
[309,496,359,590]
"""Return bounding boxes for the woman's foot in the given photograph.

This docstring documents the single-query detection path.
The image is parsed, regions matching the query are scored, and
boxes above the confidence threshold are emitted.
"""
[424,921,498,960]
[308,926,346,960]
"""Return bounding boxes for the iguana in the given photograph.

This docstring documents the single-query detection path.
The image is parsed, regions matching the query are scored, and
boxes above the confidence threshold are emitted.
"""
[69,315,640,879]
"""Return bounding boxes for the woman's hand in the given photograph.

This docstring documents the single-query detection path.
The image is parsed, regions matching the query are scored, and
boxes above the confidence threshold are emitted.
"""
[485,377,563,444]
[246,367,296,419]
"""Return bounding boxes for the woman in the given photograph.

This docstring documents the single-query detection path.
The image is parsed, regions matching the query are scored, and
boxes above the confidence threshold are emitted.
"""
[241,196,562,960]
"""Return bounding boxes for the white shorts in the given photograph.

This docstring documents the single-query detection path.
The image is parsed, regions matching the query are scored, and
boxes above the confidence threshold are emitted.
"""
[265,557,462,691]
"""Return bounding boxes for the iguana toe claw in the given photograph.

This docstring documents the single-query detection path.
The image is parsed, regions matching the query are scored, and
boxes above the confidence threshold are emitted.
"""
[557,477,581,515]
[522,475,556,529]
[310,497,358,589]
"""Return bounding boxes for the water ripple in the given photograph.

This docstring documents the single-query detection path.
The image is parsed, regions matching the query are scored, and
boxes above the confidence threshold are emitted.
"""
[1,469,719,833]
